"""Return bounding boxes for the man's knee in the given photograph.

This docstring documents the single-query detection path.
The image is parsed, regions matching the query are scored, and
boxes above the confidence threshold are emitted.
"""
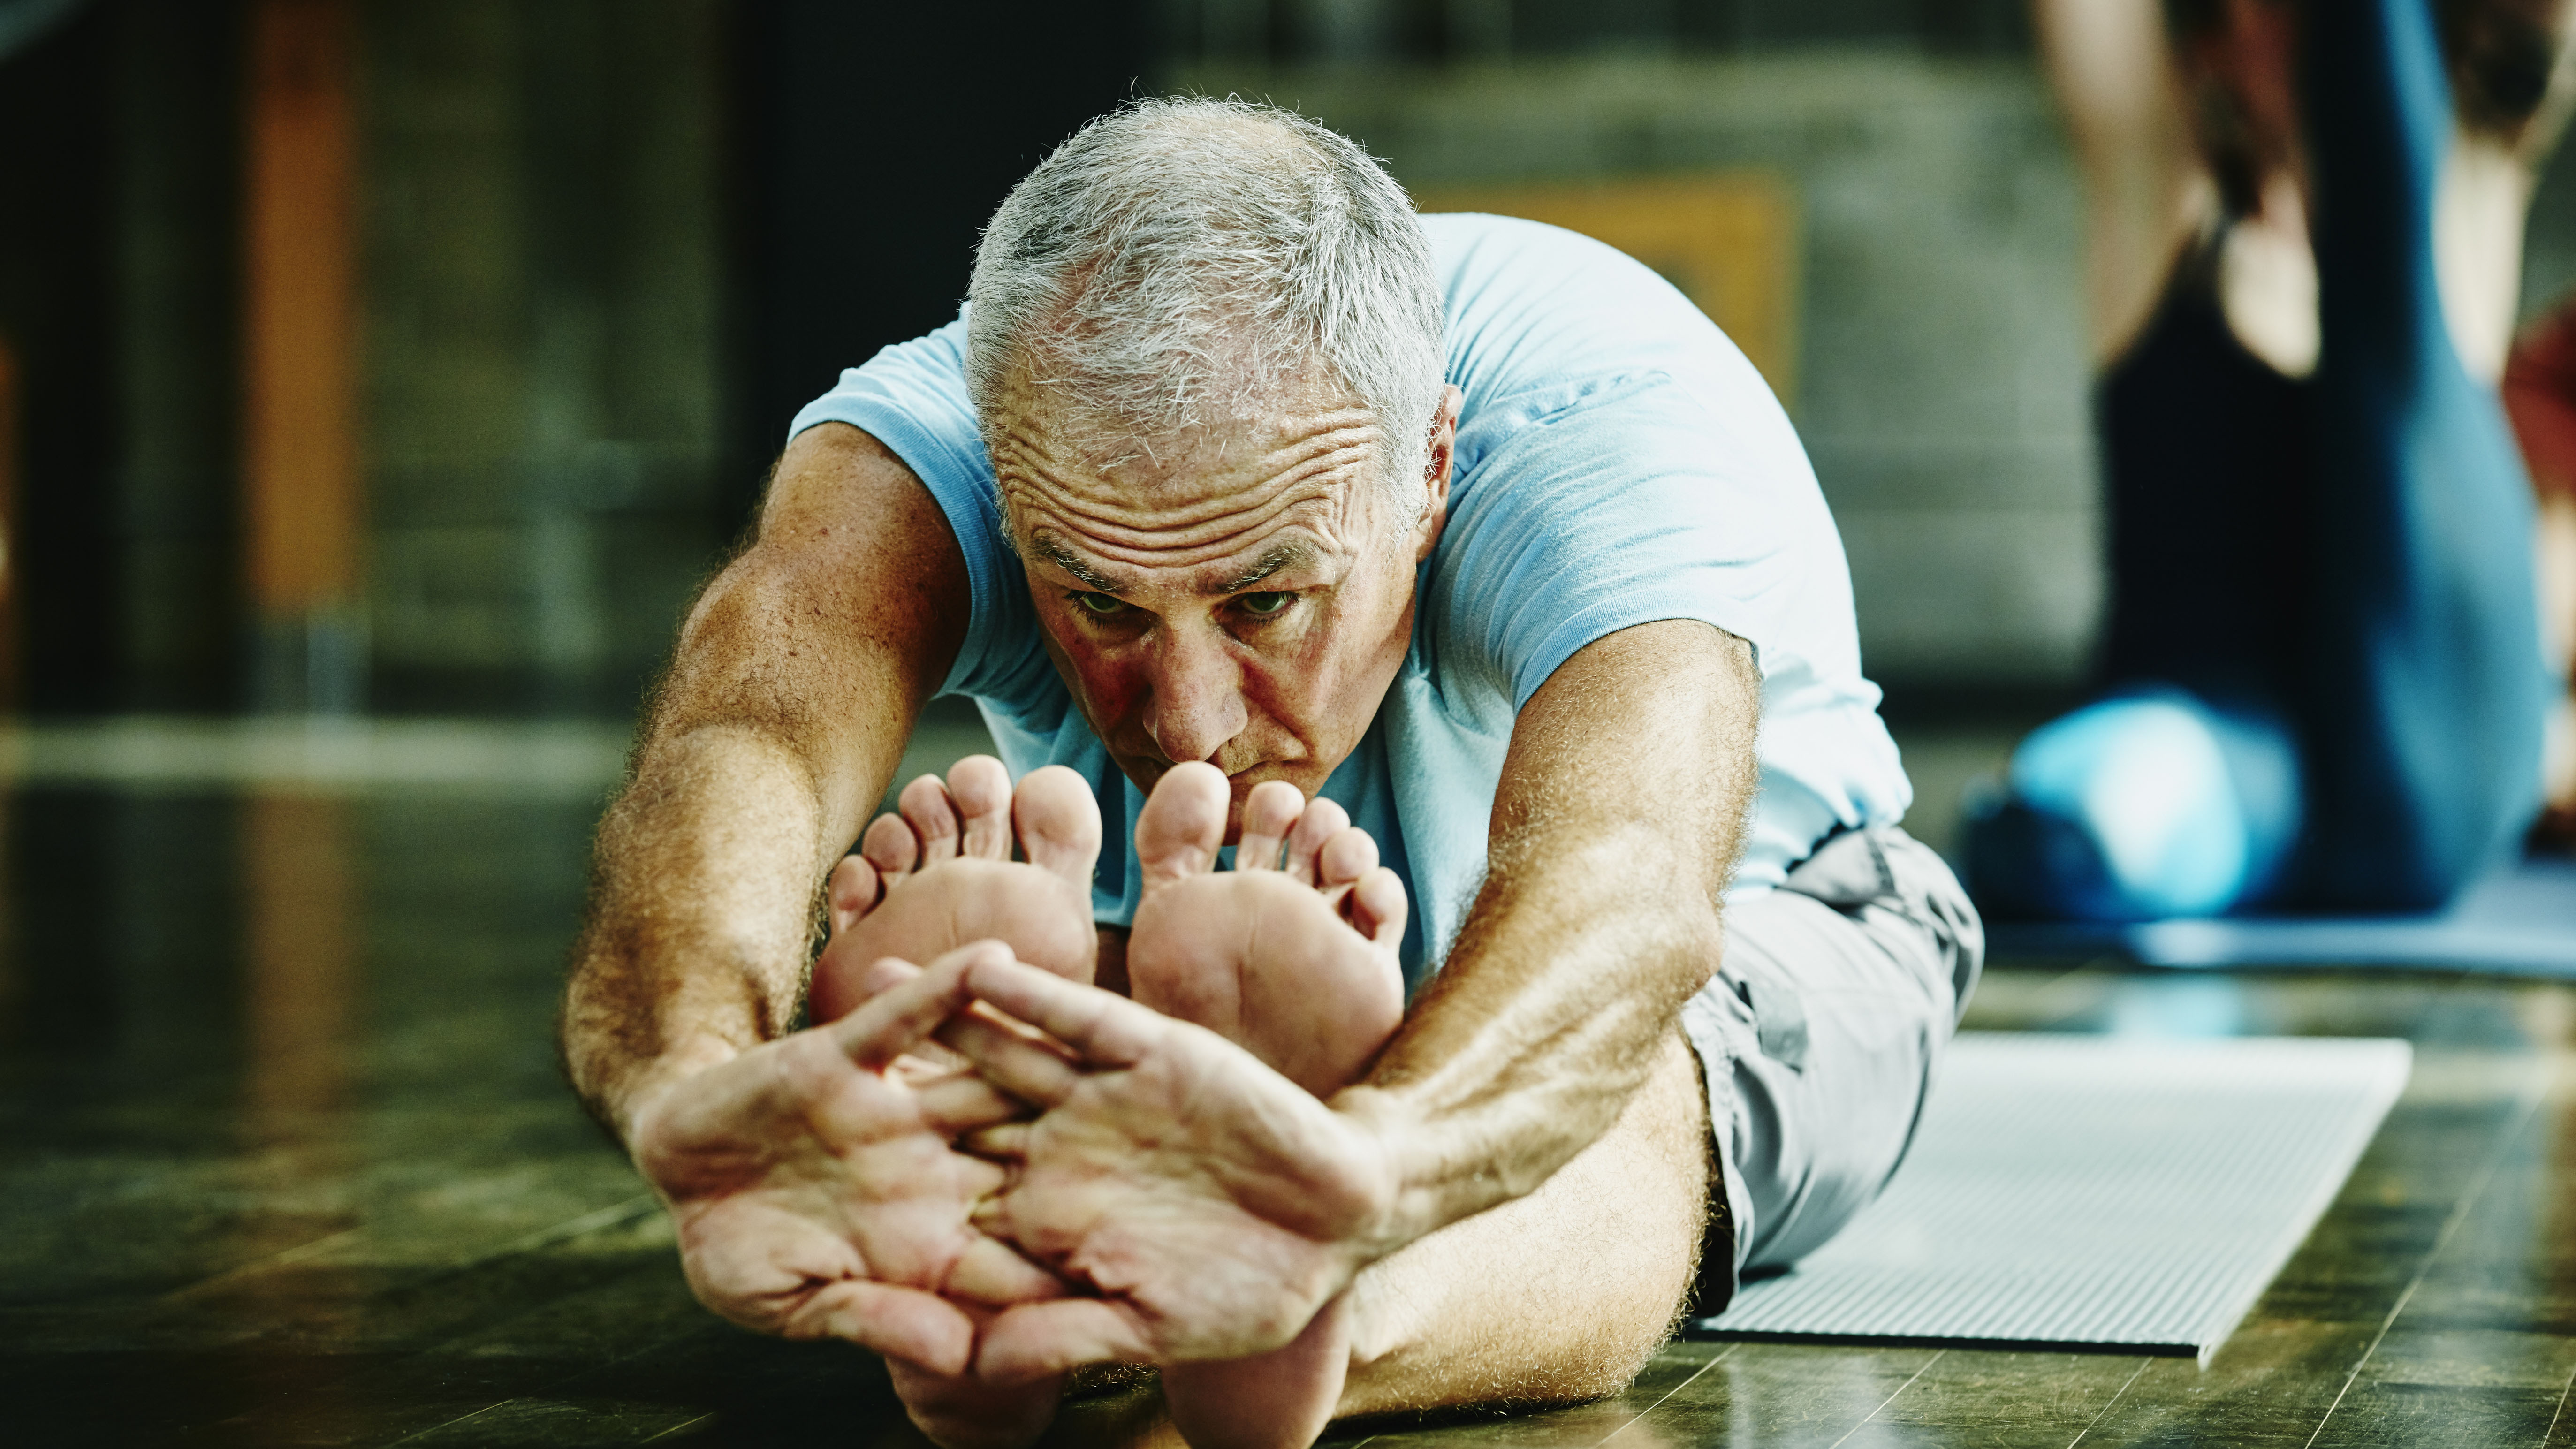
[1706,832,1976,1273]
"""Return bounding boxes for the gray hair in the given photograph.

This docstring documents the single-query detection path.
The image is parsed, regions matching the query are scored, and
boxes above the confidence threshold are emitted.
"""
[965,97,1445,504]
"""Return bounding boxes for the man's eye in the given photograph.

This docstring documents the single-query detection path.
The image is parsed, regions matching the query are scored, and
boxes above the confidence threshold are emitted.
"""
[1072,592,1129,617]
[1238,592,1295,617]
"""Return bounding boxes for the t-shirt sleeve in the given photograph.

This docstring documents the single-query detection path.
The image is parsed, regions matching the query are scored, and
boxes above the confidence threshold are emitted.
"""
[1435,370,1831,707]
[785,316,1057,705]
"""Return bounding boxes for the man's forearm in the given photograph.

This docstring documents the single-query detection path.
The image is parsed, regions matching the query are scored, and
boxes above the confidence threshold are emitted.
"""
[561,723,846,1145]
[1332,834,1726,1252]
[1330,620,1757,1256]
[557,424,971,1148]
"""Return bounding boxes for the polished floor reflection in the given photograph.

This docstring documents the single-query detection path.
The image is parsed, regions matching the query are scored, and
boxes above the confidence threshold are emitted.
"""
[5,766,2576,1446]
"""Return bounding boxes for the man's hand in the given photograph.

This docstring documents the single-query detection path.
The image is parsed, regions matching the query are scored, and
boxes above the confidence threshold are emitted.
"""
[942,956,1398,1382]
[631,942,1069,1376]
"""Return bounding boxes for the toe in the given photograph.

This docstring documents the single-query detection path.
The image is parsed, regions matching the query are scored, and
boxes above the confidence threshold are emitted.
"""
[1281,798,1351,886]
[1135,761,1230,890]
[1348,866,1409,948]
[861,812,920,876]
[1011,765,1103,893]
[899,774,964,866]
[947,756,1014,860]
[1234,781,1305,872]
[1316,825,1381,891]
[827,855,882,936]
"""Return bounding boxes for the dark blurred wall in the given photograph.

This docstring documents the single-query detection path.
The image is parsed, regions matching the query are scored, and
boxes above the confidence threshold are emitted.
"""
[117,0,244,711]
[0,0,241,713]
[733,0,1151,517]
[359,0,735,714]
[1163,0,2026,63]
[0,5,116,713]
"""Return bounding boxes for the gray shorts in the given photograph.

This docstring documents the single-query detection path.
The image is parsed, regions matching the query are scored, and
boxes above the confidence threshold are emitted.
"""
[1681,825,1984,1306]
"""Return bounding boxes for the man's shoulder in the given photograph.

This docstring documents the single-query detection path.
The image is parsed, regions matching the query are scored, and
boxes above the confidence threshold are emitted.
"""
[1421,212,1775,435]
[1422,212,1685,337]
[1420,211,1631,269]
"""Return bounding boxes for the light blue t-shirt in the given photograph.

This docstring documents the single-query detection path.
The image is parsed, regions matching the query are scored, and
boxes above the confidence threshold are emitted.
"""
[791,214,1910,987]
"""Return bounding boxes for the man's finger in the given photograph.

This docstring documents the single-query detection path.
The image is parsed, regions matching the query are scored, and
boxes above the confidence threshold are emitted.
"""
[974,1298,1158,1381]
[939,1001,1077,1076]
[888,1044,971,1087]
[799,1279,978,1377]
[942,1013,1088,1109]
[830,943,1007,1070]
[912,1070,1033,1134]
[943,1235,1073,1307]
[962,957,1163,1069]
[959,1121,1031,1161]
[950,1152,1011,1203]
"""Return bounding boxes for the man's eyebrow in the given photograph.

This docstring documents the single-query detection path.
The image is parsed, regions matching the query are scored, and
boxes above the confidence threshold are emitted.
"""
[1031,535,1128,593]
[1210,541,1315,595]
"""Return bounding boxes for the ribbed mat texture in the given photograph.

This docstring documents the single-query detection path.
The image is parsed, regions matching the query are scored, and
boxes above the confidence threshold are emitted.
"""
[1699,1032,2411,1361]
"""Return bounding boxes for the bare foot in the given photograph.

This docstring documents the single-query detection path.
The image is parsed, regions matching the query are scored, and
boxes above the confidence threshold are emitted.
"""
[808,757,1102,1025]
[1125,763,1406,1449]
[1125,763,1407,1097]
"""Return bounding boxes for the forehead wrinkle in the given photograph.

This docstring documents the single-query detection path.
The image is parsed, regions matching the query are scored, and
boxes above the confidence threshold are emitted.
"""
[1022,493,1352,576]
[1016,480,1323,556]
[987,403,1095,483]
[993,404,1380,526]
[1000,434,1378,558]
[1029,533,1133,593]
[1203,539,1318,596]
[1154,413,1380,516]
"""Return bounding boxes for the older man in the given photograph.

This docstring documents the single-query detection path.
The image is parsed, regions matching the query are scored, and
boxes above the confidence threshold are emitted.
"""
[560,99,1980,1449]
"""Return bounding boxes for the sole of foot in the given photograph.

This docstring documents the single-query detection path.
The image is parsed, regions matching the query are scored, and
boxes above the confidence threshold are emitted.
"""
[1126,763,1407,1097]
[807,757,1102,1024]
[1125,763,1409,1449]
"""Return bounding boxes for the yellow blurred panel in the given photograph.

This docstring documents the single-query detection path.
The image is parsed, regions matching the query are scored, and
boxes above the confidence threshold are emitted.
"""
[1413,172,1801,406]
[244,0,361,614]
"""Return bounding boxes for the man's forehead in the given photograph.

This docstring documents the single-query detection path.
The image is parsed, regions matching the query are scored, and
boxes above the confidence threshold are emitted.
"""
[1025,524,1330,596]
[991,357,1378,478]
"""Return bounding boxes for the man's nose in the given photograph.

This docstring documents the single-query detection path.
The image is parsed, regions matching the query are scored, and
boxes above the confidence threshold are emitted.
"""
[1142,624,1249,765]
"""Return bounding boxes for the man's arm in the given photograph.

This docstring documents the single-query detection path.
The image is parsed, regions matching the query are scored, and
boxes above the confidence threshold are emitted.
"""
[560,421,969,1145]
[1336,617,1756,1250]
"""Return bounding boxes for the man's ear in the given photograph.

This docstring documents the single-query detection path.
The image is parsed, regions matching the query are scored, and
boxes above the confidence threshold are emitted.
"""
[1413,384,1465,561]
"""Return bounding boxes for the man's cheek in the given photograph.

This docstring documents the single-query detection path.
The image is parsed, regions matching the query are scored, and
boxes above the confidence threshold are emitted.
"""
[1269,615,1345,697]
[1237,662,1316,750]
[1067,645,1153,729]
[1037,622,1130,721]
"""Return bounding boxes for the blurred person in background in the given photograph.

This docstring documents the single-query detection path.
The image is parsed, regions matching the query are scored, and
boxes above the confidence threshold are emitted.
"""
[2502,264,2576,842]
[1969,0,2576,921]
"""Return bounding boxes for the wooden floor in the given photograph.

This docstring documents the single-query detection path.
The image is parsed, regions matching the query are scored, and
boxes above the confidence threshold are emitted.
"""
[5,778,2576,1447]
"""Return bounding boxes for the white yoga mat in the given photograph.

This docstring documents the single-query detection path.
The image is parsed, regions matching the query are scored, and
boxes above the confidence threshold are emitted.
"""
[1698,1032,2412,1363]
